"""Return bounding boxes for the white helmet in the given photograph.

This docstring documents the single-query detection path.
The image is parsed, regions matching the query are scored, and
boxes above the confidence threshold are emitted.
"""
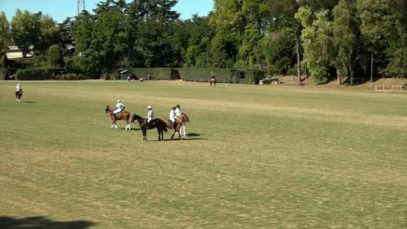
[117,100,121,103]
[148,105,152,109]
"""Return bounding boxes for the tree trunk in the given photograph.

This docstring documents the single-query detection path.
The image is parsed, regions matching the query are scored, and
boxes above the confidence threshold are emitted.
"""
[337,70,341,85]
[370,52,374,86]
[295,32,301,83]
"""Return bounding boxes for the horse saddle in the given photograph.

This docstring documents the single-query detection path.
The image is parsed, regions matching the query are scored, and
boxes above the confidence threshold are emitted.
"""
[167,120,174,129]
[113,113,122,119]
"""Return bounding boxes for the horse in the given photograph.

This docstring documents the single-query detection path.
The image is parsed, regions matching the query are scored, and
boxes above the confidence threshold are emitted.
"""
[170,113,190,140]
[15,90,23,103]
[105,105,132,130]
[209,76,217,86]
[131,114,168,141]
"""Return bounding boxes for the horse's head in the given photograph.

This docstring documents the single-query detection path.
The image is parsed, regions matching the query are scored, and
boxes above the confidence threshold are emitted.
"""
[181,113,190,122]
[131,114,144,124]
[105,105,111,113]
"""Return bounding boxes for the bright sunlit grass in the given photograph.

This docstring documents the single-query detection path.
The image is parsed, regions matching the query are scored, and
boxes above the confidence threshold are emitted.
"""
[0,80,406,228]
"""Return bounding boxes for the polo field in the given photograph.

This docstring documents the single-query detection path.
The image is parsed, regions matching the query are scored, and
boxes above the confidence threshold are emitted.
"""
[0,80,406,228]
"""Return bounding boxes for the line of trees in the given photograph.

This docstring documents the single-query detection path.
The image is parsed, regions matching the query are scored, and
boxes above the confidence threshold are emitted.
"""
[1,0,406,83]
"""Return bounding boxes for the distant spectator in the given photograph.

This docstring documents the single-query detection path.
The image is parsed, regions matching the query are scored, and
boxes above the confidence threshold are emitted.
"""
[15,83,23,103]
[209,74,216,86]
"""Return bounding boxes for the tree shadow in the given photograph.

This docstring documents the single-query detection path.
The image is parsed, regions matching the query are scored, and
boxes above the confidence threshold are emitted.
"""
[0,216,95,229]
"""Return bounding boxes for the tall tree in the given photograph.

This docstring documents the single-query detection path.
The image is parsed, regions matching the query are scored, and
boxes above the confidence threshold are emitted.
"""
[127,0,180,67]
[36,14,59,55]
[236,23,263,69]
[263,27,296,75]
[58,18,75,57]
[296,7,335,83]
[91,1,129,68]
[357,0,392,81]
[0,12,10,57]
[332,0,360,85]
[264,0,302,80]
[236,0,269,70]
[184,15,214,67]
[383,0,407,77]
[209,0,244,68]
[71,10,96,73]
[11,10,41,57]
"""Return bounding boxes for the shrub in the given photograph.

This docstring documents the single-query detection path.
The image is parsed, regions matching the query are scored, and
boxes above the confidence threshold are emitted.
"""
[15,68,51,80]
[48,44,64,68]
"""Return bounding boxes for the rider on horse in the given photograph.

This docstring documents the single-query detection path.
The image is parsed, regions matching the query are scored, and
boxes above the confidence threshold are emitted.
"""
[174,104,186,136]
[113,100,125,119]
[146,105,154,126]
[168,106,176,128]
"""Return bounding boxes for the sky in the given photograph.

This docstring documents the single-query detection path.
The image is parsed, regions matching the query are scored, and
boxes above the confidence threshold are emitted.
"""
[0,0,214,22]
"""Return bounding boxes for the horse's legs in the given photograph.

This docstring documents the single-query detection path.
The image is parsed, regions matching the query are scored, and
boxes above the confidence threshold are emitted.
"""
[142,128,147,141]
[181,123,186,136]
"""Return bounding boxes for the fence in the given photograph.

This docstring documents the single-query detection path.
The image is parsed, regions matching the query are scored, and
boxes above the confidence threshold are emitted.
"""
[375,85,406,92]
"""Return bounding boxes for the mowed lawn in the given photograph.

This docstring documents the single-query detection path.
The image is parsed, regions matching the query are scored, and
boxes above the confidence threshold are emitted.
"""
[0,80,406,228]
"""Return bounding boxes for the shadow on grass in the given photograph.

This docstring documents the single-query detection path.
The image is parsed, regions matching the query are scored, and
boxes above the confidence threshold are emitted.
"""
[22,101,36,104]
[137,132,206,142]
[117,127,141,131]
[0,216,95,229]
[185,133,201,137]
[164,132,206,141]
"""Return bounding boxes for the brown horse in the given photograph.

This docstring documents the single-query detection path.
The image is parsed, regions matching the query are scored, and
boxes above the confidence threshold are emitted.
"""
[105,105,132,130]
[171,113,190,140]
[15,90,23,103]
[130,114,168,141]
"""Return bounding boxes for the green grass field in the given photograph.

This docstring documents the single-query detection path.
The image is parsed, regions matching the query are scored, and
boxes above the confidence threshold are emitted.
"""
[1,80,406,228]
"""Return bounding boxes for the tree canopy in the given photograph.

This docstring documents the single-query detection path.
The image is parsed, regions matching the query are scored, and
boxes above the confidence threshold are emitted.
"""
[2,0,406,80]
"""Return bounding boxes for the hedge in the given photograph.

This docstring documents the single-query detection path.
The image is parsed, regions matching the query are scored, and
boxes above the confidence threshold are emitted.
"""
[129,68,178,80]
[178,68,232,83]
[8,66,265,84]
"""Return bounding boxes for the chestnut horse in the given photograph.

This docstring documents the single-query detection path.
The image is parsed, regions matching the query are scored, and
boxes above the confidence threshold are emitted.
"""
[131,114,168,141]
[105,105,132,130]
[171,113,190,140]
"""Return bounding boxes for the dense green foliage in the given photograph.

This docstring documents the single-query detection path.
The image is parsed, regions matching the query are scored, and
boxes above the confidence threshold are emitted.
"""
[0,12,10,56]
[1,81,406,227]
[1,0,406,82]
[47,44,63,68]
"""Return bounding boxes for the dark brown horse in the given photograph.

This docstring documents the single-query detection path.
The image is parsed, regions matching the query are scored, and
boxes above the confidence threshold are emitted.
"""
[170,113,190,140]
[131,114,168,141]
[15,90,23,103]
[105,105,132,130]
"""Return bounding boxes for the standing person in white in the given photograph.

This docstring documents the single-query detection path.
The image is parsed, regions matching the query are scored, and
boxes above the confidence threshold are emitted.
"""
[174,104,186,136]
[15,83,23,103]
